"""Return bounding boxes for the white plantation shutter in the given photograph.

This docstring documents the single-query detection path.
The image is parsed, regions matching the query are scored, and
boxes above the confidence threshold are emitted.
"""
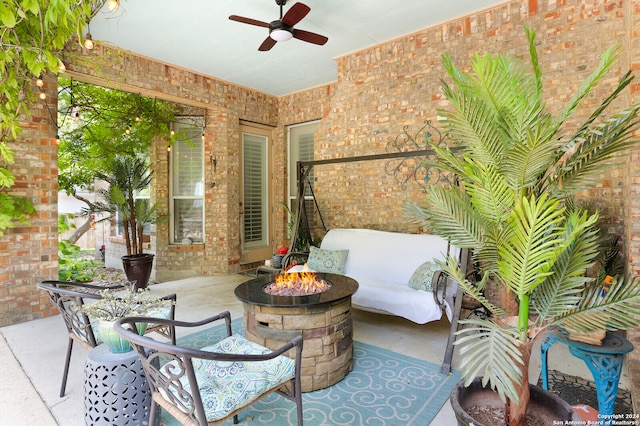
[171,121,204,243]
[288,121,317,199]
[243,133,268,247]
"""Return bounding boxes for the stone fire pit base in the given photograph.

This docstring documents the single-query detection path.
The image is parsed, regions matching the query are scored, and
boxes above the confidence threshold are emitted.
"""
[242,297,354,392]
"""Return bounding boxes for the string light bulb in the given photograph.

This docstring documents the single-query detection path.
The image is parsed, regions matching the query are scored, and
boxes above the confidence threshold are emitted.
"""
[106,0,120,12]
[36,77,44,88]
[83,22,94,50]
[125,127,131,135]
[84,34,94,49]
[39,92,46,100]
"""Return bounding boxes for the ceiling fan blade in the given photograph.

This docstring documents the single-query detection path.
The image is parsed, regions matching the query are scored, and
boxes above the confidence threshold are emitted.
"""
[292,29,328,46]
[281,2,310,27]
[258,36,277,51]
[229,15,270,28]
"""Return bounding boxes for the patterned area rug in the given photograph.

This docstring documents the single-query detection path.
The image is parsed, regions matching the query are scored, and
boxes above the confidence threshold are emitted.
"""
[161,318,460,425]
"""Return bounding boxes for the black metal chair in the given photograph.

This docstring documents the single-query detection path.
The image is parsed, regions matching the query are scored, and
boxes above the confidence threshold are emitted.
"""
[114,312,304,426]
[37,280,177,397]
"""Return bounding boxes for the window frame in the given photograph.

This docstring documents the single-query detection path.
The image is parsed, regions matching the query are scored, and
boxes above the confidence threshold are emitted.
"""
[169,119,205,245]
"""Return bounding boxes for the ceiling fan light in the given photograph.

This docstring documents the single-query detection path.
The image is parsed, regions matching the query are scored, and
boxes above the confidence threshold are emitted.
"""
[270,29,293,42]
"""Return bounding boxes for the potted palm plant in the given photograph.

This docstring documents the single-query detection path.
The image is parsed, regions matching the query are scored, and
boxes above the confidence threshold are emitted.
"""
[89,155,161,289]
[405,27,640,425]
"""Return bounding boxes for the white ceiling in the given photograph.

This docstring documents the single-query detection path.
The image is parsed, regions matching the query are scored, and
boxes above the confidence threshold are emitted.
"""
[89,0,506,96]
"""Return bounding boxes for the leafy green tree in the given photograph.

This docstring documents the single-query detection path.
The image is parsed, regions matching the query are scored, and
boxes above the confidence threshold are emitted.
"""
[57,78,179,243]
[0,0,101,236]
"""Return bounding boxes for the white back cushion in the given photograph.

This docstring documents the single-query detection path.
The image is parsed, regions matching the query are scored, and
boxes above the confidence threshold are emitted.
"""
[319,228,451,284]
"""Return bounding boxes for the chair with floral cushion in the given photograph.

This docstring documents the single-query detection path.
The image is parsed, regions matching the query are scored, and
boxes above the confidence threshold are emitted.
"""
[114,312,304,426]
[37,280,177,397]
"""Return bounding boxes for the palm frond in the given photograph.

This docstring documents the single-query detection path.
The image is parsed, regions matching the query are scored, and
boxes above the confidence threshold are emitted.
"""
[406,185,485,249]
[497,195,567,297]
[455,319,524,403]
[524,27,543,98]
[440,55,511,163]
[551,42,622,134]
[533,211,601,321]
[464,162,514,224]
[558,274,640,332]
[439,257,505,317]
[427,140,468,178]
[439,87,505,164]
[554,105,640,193]
[501,113,559,191]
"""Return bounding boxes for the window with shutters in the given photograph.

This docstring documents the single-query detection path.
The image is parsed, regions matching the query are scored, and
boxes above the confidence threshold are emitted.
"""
[242,133,268,248]
[170,120,204,244]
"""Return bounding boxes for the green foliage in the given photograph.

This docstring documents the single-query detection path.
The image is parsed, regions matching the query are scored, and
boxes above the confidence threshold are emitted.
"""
[57,212,98,282]
[58,240,99,282]
[0,0,100,237]
[87,155,162,256]
[405,27,640,410]
[57,78,180,196]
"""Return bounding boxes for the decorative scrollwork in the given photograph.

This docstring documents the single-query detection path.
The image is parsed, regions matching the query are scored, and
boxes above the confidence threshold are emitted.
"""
[384,120,453,191]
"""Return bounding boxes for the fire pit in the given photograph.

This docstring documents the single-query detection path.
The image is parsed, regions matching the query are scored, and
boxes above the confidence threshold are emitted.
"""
[234,272,358,392]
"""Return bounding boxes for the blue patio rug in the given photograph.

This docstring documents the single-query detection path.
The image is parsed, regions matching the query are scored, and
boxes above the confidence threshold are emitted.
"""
[161,318,460,425]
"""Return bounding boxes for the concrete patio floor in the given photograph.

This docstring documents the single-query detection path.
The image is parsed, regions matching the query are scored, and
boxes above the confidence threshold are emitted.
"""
[0,274,628,425]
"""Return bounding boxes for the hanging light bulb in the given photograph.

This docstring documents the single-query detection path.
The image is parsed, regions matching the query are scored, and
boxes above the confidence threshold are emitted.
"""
[125,127,131,135]
[106,0,120,12]
[167,146,172,152]
[36,77,44,88]
[39,92,47,100]
[84,32,94,50]
[83,22,94,50]
[135,116,141,122]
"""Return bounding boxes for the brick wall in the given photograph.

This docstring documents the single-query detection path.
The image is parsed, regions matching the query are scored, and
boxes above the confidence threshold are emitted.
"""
[0,73,59,327]
[3,5,640,407]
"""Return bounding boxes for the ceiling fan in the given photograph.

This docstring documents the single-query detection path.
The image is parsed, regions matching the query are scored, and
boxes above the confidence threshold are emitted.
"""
[229,0,329,51]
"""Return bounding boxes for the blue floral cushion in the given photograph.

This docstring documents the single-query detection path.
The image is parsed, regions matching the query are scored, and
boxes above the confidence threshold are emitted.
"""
[306,246,349,274]
[408,261,440,292]
[171,334,296,422]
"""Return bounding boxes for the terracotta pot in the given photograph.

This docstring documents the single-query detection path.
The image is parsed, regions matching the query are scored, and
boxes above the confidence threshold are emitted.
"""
[450,377,580,425]
[122,253,154,289]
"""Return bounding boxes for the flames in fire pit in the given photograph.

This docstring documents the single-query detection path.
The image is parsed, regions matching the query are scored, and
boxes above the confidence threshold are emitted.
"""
[263,271,331,296]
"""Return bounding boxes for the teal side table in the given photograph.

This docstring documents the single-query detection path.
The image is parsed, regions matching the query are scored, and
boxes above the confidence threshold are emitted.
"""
[540,327,633,424]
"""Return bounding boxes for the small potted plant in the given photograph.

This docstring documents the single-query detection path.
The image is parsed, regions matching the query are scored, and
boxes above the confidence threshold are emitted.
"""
[82,288,169,353]
[405,28,640,425]
[88,155,162,288]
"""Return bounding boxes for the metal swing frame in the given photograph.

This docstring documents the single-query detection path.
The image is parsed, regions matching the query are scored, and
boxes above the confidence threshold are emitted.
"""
[286,148,469,373]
